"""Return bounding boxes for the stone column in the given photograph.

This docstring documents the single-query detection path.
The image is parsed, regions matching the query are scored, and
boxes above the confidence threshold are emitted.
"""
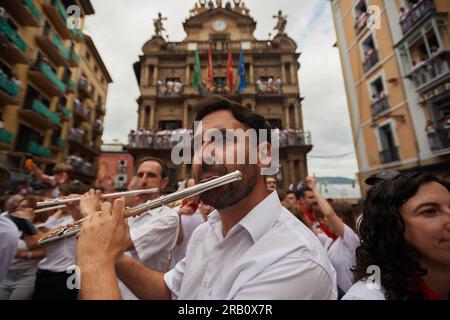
[149,105,156,130]
[138,106,145,128]
[185,65,190,85]
[294,104,300,129]
[284,104,291,129]
[153,66,158,85]
[289,160,296,184]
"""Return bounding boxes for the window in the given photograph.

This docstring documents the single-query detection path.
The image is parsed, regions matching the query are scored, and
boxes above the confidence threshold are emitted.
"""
[86,52,91,61]
[94,66,98,74]
[378,123,400,163]
[354,0,368,35]
[369,76,390,117]
[361,34,379,72]
[284,63,291,84]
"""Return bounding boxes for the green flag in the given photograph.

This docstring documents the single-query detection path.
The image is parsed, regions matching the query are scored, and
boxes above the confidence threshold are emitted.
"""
[192,48,201,90]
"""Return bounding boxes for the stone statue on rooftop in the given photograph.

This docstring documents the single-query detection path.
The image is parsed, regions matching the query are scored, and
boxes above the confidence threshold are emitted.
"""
[153,12,167,36]
[273,10,287,34]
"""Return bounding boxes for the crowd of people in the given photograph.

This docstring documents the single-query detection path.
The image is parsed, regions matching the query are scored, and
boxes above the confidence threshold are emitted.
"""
[0,96,449,301]
[157,79,184,96]
[255,77,283,94]
[399,0,434,33]
[410,45,448,87]
[128,127,311,149]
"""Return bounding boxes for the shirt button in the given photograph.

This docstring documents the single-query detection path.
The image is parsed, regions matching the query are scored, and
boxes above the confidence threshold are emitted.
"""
[203,281,208,288]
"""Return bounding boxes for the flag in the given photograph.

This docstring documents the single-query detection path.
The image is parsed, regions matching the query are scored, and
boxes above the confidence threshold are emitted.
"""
[192,48,201,90]
[226,48,234,93]
[206,47,213,89]
[238,48,247,91]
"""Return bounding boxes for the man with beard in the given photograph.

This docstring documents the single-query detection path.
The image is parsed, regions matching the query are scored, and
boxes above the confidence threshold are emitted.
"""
[75,96,337,300]
[117,157,180,299]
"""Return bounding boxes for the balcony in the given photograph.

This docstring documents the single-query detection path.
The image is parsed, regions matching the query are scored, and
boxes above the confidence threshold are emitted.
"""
[72,28,84,42]
[73,101,91,121]
[371,95,390,118]
[355,12,369,37]
[68,129,100,156]
[92,120,103,134]
[363,49,380,73]
[0,129,13,147]
[157,81,184,97]
[68,49,80,67]
[255,78,283,95]
[49,137,65,151]
[407,50,450,93]
[78,77,93,99]
[27,141,52,158]
[0,17,28,64]
[31,99,61,125]
[66,156,96,179]
[0,72,20,106]
[379,146,400,164]
[400,0,436,35]
[95,101,105,115]
[0,0,41,27]
[427,127,450,152]
[57,104,71,120]
[35,33,69,67]
[66,79,77,93]
[42,0,73,39]
[28,62,67,97]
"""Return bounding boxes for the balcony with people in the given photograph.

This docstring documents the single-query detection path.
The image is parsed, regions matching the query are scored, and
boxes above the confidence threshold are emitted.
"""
[157,78,184,97]
[78,75,94,99]
[362,37,380,73]
[255,77,283,95]
[399,0,436,35]
[425,117,450,152]
[369,78,390,118]
[127,127,312,150]
[68,125,99,155]
[93,118,103,134]
[199,77,234,95]
[354,0,369,36]
[65,154,96,178]
[73,98,91,121]
[407,45,449,92]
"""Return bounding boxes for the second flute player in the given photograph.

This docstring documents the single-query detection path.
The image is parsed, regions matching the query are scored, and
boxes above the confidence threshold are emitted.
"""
[76,96,337,300]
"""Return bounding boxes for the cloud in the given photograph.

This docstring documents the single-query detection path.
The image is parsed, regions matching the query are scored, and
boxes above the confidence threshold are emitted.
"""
[86,0,358,178]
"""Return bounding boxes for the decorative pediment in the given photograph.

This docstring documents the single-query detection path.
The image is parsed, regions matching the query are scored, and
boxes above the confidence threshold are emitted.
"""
[183,8,256,41]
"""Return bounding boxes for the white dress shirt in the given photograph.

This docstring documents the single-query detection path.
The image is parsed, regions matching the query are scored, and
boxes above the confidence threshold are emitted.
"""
[119,205,179,299]
[0,215,20,281]
[342,280,386,300]
[38,215,76,272]
[164,191,337,300]
[327,224,360,293]
[169,208,204,269]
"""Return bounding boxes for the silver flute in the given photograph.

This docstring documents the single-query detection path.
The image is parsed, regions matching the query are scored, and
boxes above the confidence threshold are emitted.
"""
[36,189,159,208]
[37,170,243,247]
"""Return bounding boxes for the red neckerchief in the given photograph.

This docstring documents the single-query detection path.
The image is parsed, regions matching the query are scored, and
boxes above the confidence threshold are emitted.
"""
[418,279,440,300]
[300,203,337,241]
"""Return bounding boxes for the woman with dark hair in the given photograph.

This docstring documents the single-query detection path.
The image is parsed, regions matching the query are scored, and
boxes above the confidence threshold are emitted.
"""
[344,171,450,300]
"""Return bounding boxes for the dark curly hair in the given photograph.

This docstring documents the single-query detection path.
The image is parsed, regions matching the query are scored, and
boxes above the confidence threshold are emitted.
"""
[353,170,450,300]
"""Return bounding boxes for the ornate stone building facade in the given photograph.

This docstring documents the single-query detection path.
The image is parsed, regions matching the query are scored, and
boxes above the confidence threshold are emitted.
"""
[128,1,312,188]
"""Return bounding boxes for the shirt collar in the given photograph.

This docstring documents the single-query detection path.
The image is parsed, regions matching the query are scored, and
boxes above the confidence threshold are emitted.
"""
[207,190,282,243]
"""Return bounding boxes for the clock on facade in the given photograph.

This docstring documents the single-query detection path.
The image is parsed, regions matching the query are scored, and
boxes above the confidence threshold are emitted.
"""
[213,20,227,31]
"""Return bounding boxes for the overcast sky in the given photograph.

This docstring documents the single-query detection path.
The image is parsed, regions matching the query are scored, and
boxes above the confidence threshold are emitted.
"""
[84,0,359,179]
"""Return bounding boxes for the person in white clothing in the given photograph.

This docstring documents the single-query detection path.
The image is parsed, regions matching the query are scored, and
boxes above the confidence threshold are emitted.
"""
[32,181,93,300]
[305,177,360,296]
[76,96,337,300]
[116,157,180,299]
[344,171,450,300]
[0,215,19,282]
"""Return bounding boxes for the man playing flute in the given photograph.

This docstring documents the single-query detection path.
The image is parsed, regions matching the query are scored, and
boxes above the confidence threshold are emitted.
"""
[76,96,337,300]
